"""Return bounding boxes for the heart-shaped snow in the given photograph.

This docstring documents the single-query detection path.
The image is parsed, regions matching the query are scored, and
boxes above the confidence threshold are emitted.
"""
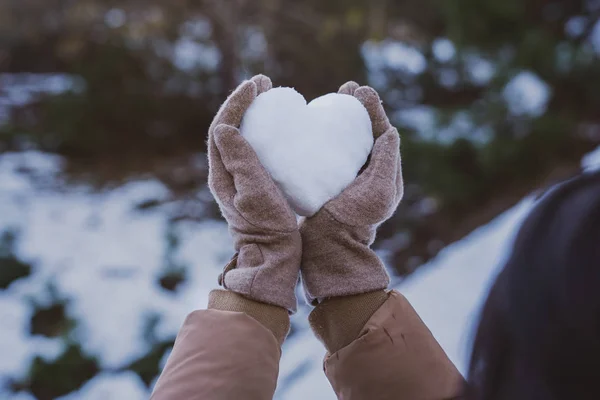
[240,87,373,216]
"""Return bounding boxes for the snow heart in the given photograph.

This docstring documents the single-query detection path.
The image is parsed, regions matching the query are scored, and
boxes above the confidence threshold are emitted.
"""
[240,87,374,217]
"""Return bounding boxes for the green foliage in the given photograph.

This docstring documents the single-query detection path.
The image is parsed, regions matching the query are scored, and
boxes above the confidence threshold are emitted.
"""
[12,344,99,400]
[126,312,175,386]
[157,222,188,292]
[440,0,527,48]
[0,230,32,290]
[25,283,76,339]
[126,340,174,387]
[29,302,74,338]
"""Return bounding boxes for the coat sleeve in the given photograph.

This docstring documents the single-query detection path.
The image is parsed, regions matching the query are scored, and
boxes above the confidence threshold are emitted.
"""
[324,291,464,400]
[150,309,281,400]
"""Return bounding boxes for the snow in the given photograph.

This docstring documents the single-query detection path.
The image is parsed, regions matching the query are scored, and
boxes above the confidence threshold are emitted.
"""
[362,40,427,88]
[363,40,427,76]
[432,38,456,63]
[0,151,230,395]
[464,53,496,85]
[582,144,600,171]
[0,294,64,379]
[57,372,147,400]
[0,74,83,107]
[0,74,84,124]
[179,18,212,40]
[1,147,598,399]
[104,9,127,29]
[240,87,373,216]
[565,16,588,38]
[173,38,220,72]
[503,71,551,117]
[399,199,534,374]
[591,19,600,53]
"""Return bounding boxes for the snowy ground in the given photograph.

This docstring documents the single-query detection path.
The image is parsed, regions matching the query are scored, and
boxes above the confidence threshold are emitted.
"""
[0,146,599,399]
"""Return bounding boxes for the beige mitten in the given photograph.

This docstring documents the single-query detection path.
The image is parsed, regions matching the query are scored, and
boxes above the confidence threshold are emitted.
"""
[208,75,301,313]
[300,82,404,305]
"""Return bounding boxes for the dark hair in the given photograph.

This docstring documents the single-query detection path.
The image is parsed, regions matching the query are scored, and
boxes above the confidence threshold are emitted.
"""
[466,170,600,400]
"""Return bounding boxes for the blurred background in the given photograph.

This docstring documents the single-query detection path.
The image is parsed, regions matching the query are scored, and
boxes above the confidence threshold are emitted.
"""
[1,0,600,399]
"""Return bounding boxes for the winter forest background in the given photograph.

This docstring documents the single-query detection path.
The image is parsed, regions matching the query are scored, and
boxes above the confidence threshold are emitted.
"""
[2,1,600,399]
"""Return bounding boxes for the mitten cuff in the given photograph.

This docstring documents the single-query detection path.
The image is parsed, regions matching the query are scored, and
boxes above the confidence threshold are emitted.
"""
[208,289,291,346]
[309,290,390,353]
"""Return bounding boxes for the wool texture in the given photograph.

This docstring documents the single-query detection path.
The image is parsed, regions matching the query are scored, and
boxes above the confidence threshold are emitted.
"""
[208,75,302,313]
[300,83,404,304]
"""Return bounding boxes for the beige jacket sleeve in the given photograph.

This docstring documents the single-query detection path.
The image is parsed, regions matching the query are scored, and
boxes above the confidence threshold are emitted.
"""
[150,308,281,400]
[151,290,463,400]
[324,291,465,400]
